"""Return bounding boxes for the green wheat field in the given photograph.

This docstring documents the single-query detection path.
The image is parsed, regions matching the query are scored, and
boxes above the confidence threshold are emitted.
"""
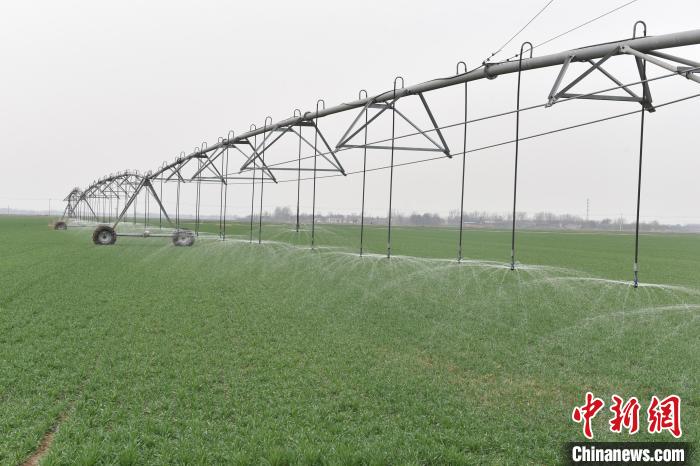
[1,216,698,464]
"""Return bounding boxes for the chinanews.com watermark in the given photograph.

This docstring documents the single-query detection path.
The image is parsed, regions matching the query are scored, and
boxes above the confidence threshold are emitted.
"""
[566,442,691,465]
[566,392,694,465]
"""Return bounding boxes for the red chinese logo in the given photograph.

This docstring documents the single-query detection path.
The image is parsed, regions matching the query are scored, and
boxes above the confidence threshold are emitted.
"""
[609,395,640,434]
[647,395,682,438]
[572,392,605,439]
[572,393,682,439]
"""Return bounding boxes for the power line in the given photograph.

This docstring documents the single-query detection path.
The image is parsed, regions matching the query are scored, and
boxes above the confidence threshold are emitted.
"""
[503,0,641,62]
[483,0,557,65]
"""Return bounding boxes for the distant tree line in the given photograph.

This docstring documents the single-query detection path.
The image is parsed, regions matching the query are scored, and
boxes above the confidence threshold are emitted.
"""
[233,206,700,232]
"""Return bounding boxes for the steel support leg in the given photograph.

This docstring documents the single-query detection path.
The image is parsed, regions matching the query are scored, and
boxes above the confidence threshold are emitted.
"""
[387,78,402,259]
[250,130,257,243]
[633,108,647,288]
[113,179,146,228]
[258,156,264,244]
[144,180,173,225]
[218,146,224,239]
[176,178,181,230]
[511,43,532,271]
[159,178,163,229]
[633,23,648,288]
[259,119,271,244]
[311,128,318,249]
[311,101,324,249]
[296,123,302,233]
[144,187,148,227]
[359,89,368,256]
[195,158,201,237]
[457,62,468,262]
[221,145,229,240]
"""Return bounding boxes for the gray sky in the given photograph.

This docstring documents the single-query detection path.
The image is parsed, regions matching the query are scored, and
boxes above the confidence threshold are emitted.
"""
[1,0,699,222]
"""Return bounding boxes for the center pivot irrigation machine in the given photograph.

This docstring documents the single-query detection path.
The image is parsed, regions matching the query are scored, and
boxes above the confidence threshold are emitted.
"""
[56,23,700,287]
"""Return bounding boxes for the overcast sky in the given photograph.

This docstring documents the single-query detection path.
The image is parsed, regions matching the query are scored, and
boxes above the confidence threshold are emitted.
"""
[1,0,699,222]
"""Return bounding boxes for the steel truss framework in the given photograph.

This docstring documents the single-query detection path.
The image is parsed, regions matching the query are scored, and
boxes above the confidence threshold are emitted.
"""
[60,188,83,221]
[61,24,700,286]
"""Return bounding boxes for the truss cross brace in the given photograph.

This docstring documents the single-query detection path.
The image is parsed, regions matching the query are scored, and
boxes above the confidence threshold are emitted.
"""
[546,47,647,108]
[239,122,346,175]
[335,94,450,156]
[622,46,700,85]
[112,178,173,229]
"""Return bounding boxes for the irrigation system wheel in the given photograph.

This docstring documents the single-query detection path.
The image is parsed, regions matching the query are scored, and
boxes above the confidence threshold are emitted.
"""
[92,225,117,245]
[172,229,195,247]
[54,221,67,230]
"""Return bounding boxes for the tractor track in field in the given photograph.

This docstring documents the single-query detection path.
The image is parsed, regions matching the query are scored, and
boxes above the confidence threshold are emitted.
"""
[20,411,68,466]
[18,374,90,466]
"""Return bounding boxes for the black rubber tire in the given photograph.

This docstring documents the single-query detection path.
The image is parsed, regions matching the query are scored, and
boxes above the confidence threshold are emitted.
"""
[54,221,67,230]
[172,229,195,247]
[92,225,117,245]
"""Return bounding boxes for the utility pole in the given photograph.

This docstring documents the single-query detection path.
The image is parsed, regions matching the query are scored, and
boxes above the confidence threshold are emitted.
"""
[586,198,590,223]
[49,198,51,217]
